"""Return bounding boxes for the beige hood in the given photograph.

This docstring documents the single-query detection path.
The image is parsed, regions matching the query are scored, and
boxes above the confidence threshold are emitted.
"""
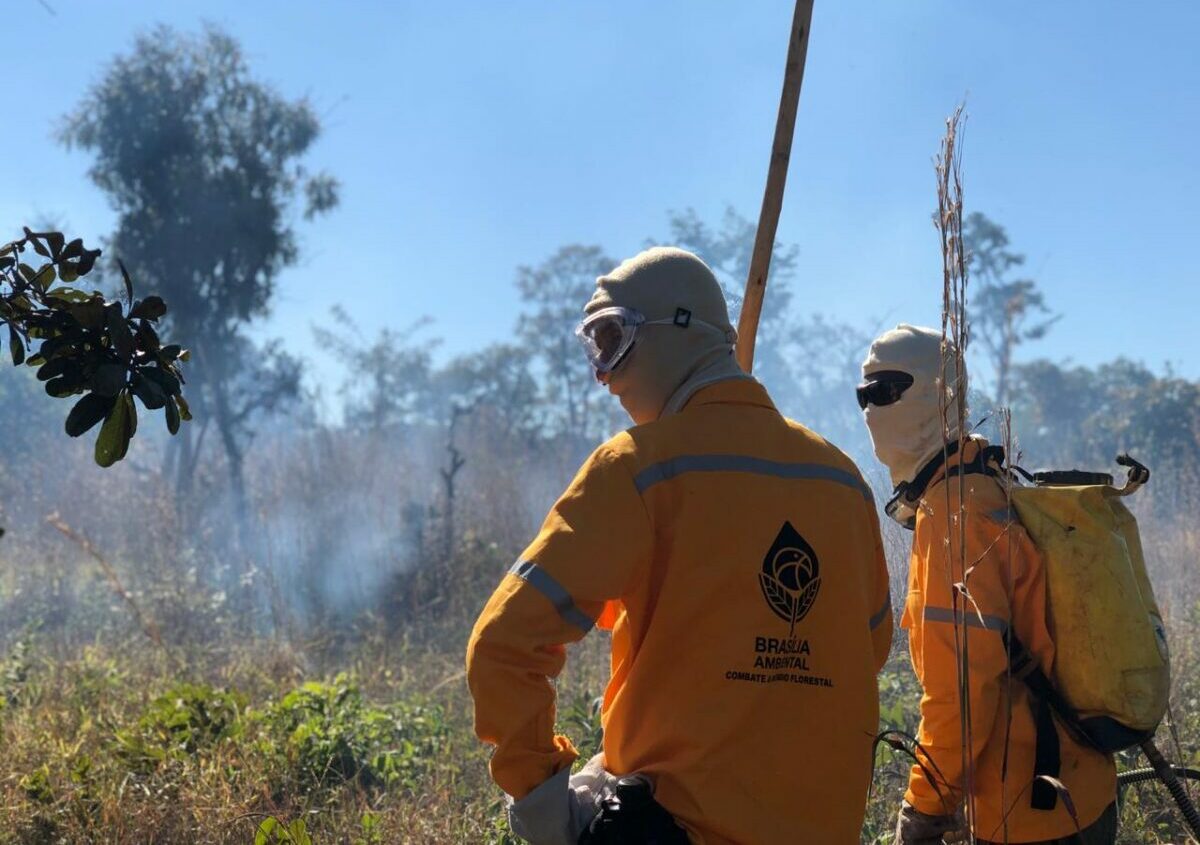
[861,324,967,488]
[586,247,745,425]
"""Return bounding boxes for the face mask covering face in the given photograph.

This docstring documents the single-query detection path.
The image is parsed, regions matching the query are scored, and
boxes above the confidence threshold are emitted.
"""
[863,381,949,490]
[860,324,966,490]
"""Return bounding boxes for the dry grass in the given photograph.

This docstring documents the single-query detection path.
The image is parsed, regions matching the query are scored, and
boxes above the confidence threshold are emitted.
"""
[0,621,1193,843]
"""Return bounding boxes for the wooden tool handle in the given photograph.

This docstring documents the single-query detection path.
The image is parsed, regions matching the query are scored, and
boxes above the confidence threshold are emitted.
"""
[735,0,814,373]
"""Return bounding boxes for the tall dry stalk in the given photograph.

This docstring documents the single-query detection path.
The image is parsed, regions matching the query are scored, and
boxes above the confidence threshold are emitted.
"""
[46,513,166,652]
[934,103,978,841]
[997,406,1017,845]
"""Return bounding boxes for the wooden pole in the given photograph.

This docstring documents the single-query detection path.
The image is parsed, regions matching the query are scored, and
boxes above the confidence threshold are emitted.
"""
[735,0,815,373]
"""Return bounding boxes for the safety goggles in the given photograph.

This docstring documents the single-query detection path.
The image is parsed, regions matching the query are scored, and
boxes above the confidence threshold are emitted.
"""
[856,370,915,410]
[575,306,730,376]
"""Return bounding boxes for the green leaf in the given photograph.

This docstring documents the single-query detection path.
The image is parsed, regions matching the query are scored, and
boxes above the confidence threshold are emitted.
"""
[69,299,107,331]
[131,372,167,410]
[90,363,128,397]
[57,262,79,283]
[288,820,312,845]
[45,286,90,304]
[66,393,115,437]
[107,306,135,360]
[136,322,161,353]
[129,296,167,321]
[255,818,279,845]
[94,391,134,468]
[143,367,181,397]
[36,358,72,382]
[126,391,138,439]
[61,238,83,260]
[30,263,55,290]
[160,344,182,361]
[25,227,49,258]
[45,376,83,398]
[164,395,181,435]
[175,395,192,421]
[19,765,53,804]
[75,248,101,277]
[8,326,23,366]
[38,335,78,362]
[43,231,65,259]
[117,258,134,305]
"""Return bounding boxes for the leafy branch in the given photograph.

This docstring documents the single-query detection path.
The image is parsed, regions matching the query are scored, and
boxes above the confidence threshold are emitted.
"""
[0,227,190,466]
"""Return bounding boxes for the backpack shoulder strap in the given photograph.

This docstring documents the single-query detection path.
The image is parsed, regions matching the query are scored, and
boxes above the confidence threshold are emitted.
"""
[1004,629,1072,811]
[943,444,1006,483]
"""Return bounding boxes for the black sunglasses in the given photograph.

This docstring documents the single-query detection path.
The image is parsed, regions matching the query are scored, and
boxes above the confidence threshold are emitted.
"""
[856,371,915,410]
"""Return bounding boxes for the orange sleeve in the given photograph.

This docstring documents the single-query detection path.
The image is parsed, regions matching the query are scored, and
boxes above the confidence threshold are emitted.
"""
[867,495,894,673]
[465,438,653,799]
[905,499,1027,816]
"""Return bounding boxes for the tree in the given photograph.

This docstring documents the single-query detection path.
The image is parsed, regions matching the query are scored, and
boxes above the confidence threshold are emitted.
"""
[60,25,338,516]
[312,307,437,431]
[1012,358,1200,514]
[437,344,540,442]
[1,227,189,466]
[514,245,619,442]
[962,212,1058,407]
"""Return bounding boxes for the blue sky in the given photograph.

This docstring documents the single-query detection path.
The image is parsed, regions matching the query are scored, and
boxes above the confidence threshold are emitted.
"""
[5,1,1198,406]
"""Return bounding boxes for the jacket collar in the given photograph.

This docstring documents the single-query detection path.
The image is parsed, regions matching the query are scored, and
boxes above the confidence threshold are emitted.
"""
[885,436,994,529]
[928,437,988,488]
[681,378,777,412]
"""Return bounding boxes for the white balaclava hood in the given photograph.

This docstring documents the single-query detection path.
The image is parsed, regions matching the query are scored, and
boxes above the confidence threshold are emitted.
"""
[861,324,967,488]
[585,247,745,425]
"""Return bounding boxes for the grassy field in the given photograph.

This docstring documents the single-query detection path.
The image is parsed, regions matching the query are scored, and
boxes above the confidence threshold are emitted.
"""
[0,605,1196,844]
[0,427,1196,843]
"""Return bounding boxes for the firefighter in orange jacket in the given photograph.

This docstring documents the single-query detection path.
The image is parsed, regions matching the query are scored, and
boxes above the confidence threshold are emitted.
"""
[858,325,1117,845]
[467,247,893,844]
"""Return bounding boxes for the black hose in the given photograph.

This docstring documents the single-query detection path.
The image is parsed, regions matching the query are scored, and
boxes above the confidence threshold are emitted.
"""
[1118,766,1200,788]
[1139,740,1200,840]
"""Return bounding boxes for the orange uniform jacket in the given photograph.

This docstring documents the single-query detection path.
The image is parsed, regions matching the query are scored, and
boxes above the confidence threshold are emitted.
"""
[903,440,1116,842]
[467,380,893,844]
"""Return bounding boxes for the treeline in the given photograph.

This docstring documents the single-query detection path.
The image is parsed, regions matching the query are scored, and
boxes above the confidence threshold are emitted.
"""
[0,25,1196,650]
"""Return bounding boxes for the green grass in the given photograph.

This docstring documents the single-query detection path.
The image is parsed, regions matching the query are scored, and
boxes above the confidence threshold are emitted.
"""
[0,639,488,843]
[0,620,1195,844]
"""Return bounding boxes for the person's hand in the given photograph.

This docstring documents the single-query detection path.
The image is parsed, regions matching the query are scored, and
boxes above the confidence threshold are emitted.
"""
[894,800,968,844]
[568,754,618,817]
[508,755,615,845]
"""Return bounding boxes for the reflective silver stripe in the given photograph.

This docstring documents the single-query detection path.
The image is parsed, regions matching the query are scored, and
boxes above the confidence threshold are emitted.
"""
[924,605,1008,633]
[986,506,1019,524]
[870,595,892,631]
[634,454,873,500]
[508,561,594,634]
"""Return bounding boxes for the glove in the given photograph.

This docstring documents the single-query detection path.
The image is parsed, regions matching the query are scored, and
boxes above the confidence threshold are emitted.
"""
[894,800,968,844]
[568,754,619,817]
[507,754,617,845]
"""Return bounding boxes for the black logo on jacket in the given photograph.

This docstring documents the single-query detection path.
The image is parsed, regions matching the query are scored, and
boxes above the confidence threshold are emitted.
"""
[759,521,821,635]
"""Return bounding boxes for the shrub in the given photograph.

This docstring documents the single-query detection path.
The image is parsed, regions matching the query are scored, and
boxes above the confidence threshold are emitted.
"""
[113,682,246,771]
[259,674,447,795]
